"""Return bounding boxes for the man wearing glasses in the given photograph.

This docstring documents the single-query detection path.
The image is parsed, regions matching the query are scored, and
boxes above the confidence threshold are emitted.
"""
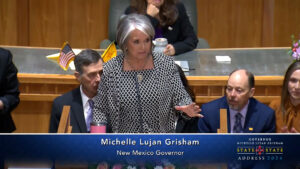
[49,49,103,133]
[198,69,275,133]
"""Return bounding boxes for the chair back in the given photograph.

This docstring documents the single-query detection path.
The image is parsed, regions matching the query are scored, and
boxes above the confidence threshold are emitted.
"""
[108,0,131,42]
[181,0,209,48]
[181,0,198,36]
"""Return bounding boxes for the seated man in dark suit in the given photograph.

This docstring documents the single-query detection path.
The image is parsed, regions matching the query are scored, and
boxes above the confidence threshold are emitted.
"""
[49,49,103,133]
[198,69,275,169]
[0,48,20,133]
[198,69,275,133]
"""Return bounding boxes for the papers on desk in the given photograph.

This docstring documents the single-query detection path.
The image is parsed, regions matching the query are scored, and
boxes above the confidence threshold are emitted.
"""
[215,55,231,63]
[175,61,189,71]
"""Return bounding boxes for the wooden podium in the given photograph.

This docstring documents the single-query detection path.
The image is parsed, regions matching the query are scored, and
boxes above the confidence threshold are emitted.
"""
[57,105,72,133]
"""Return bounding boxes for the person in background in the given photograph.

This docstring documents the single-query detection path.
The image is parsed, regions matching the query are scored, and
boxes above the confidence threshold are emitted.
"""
[92,14,202,133]
[0,48,20,133]
[269,61,300,133]
[49,49,103,133]
[198,69,275,133]
[125,0,198,56]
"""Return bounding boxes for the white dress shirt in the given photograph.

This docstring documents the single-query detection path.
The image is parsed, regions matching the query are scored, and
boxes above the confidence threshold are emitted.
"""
[80,85,94,127]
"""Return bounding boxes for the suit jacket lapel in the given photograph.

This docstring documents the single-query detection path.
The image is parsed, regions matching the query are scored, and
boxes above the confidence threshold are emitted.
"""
[72,88,87,133]
[243,98,255,133]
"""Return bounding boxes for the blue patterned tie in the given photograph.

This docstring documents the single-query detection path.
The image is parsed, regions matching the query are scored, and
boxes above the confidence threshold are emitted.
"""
[233,112,243,133]
[229,112,243,169]
[86,99,94,132]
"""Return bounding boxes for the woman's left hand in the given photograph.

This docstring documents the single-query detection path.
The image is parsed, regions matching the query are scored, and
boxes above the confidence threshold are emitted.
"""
[164,44,175,56]
[281,126,299,133]
[147,3,159,17]
[175,102,203,118]
[290,127,299,133]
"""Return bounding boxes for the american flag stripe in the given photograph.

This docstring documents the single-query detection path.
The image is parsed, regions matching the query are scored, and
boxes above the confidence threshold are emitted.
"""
[60,51,74,67]
[59,45,75,68]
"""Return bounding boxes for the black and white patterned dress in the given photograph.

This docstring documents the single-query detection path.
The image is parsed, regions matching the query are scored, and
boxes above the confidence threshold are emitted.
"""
[93,52,192,133]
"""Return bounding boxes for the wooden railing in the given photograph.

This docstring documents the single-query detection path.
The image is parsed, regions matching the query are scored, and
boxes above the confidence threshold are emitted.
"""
[11,74,283,133]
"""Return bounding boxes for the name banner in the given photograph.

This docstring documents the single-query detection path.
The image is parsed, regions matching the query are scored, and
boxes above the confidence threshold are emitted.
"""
[0,134,299,167]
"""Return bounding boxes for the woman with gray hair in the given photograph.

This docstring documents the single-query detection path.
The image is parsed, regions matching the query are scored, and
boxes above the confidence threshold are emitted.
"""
[92,13,202,133]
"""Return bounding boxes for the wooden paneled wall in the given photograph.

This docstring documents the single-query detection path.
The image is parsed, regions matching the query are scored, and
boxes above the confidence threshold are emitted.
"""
[0,0,29,46]
[197,0,300,48]
[0,0,109,48]
[272,0,300,46]
[0,0,299,48]
[197,0,264,48]
[28,0,109,48]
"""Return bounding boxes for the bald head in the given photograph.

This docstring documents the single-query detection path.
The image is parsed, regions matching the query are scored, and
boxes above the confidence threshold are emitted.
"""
[226,69,255,111]
[229,69,255,89]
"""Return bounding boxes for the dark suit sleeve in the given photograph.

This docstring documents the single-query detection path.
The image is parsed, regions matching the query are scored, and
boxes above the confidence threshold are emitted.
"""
[197,105,212,133]
[263,109,276,133]
[197,115,211,133]
[0,50,20,115]
[172,3,198,55]
[49,99,61,133]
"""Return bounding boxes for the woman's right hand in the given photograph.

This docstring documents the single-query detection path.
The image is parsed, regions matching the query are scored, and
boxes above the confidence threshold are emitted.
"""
[147,3,159,17]
[175,102,203,118]
[164,44,175,56]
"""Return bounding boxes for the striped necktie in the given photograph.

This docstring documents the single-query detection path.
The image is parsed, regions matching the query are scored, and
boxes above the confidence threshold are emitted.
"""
[233,112,243,133]
[229,113,243,169]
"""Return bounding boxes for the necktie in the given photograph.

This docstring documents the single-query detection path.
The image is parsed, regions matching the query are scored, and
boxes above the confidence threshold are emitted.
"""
[229,113,243,169]
[86,99,94,132]
[233,112,243,133]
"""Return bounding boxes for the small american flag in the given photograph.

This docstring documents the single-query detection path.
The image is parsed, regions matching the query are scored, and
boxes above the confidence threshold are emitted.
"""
[59,42,75,71]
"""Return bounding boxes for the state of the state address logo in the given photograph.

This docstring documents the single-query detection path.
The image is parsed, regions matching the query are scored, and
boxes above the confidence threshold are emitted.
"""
[235,137,283,161]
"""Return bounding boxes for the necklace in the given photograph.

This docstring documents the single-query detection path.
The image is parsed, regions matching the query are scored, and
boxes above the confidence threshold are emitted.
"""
[137,74,143,83]
[124,55,152,83]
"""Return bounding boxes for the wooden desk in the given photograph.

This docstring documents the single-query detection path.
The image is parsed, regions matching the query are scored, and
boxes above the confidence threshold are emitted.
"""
[12,73,283,133]
[12,74,78,133]
[188,76,282,104]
